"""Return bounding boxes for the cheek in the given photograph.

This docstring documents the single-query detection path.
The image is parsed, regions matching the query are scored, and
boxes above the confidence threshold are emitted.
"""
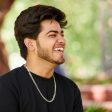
[37,37,56,51]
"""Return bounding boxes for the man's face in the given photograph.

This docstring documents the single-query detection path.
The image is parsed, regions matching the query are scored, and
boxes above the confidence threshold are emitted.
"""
[35,19,66,65]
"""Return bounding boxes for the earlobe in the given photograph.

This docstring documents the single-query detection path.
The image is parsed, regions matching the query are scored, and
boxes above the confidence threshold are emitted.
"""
[24,38,35,50]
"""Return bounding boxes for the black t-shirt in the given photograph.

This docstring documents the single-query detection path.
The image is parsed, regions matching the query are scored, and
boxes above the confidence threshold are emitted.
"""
[0,65,83,112]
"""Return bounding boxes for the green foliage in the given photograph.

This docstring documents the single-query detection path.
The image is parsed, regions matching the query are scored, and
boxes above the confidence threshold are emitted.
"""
[84,106,107,112]
[62,0,101,78]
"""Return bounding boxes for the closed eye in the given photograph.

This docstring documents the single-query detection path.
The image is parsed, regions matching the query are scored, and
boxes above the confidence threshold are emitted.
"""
[48,34,56,38]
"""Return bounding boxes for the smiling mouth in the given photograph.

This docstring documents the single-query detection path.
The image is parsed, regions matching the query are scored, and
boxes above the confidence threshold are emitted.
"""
[53,48,64,52]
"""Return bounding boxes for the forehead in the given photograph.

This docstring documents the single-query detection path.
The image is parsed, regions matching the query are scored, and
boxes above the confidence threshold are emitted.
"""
[40,20,62,32]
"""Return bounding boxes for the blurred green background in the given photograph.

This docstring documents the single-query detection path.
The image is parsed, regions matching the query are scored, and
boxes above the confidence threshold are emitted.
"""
[1,0,112,82]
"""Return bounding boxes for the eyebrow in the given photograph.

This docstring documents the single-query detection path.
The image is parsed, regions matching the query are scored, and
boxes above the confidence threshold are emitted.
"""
[46,30,64,35]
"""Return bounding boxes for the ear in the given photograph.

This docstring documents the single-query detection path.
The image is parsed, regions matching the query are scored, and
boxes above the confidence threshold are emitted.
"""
[24,38,35,51]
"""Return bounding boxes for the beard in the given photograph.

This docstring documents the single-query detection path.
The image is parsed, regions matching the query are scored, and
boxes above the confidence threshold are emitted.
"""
[36,40,65,65]
[37,48,65,65]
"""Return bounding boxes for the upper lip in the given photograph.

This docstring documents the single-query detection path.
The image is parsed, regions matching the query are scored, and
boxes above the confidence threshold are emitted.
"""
[53,44,65,52]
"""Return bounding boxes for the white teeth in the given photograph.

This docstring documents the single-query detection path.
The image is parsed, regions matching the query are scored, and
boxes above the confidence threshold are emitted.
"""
[54,48,64,52]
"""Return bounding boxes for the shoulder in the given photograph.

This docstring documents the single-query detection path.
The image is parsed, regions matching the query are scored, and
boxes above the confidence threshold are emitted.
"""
[54,72,83,109]
[54,72,80,92]
[0,65,26,89]
[0,67,24,111]
[0,65,24,81]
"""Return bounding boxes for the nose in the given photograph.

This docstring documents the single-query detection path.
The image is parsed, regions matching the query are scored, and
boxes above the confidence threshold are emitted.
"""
[57,35,66,44]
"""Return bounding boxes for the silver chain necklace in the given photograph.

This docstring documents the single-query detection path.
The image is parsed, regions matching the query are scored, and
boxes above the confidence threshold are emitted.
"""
[24,65,56,103]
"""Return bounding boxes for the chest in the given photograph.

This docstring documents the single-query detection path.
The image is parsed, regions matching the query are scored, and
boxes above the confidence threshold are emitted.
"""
[18,79,74,112]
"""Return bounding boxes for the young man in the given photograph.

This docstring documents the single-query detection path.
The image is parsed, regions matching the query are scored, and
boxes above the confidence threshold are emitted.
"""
[0,4,83,112]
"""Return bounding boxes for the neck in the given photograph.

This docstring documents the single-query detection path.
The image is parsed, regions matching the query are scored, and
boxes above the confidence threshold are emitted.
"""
[25,57,56,78]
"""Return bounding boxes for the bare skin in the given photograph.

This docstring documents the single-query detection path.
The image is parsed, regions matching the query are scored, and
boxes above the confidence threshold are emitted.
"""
[24,20,66,78]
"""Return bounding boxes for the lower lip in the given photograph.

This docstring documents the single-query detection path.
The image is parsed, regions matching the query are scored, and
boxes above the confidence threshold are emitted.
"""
[54,51,64,57]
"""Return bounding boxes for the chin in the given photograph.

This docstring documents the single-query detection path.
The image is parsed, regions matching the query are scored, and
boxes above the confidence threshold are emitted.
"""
[46,57,65,65]
[54,59,65,65]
